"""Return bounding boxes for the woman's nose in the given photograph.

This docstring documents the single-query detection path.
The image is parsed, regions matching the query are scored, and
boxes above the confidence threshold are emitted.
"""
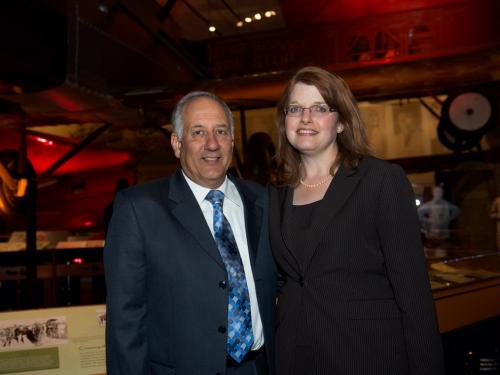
[301,108,312,123]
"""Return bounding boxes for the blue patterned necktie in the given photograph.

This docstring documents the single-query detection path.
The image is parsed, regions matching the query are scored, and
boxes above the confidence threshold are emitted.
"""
[205,190,254,363]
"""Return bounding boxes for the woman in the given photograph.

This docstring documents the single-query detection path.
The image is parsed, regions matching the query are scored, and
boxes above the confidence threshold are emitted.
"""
[270,66,444,375]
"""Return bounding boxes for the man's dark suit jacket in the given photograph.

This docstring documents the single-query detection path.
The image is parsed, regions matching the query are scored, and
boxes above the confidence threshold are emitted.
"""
[104,169,277,375]
[270,157,445,375]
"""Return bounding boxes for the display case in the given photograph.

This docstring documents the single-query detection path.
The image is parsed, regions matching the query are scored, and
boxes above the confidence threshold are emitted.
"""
[0,231,105,309]
[426,248,500,333]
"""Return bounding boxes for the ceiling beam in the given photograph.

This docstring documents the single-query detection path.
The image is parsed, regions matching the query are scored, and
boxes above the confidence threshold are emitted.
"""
[180,0,222,37]
[118,1,209,78]
[157,0,177,21]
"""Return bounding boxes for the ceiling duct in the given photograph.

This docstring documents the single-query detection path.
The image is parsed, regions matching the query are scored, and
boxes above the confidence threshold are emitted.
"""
[0,0,199,126]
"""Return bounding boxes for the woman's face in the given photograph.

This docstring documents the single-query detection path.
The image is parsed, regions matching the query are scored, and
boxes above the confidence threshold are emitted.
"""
[285,82,344,158]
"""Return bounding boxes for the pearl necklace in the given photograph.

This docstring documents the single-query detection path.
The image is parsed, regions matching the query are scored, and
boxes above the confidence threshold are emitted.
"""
[299,175,332,188]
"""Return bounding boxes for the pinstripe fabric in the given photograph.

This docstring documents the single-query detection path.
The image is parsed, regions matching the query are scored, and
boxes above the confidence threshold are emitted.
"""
[270,157,445,375]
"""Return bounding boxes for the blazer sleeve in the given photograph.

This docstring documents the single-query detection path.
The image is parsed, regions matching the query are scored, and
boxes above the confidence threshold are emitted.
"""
[104,191,148,375]
[376,164,445,375]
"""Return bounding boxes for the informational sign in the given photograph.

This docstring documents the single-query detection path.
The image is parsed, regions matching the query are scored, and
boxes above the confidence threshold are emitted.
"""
[0,305,106,375]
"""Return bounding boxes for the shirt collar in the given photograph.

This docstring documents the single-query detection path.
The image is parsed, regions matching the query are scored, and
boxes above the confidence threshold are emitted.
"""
[182,171,241,207]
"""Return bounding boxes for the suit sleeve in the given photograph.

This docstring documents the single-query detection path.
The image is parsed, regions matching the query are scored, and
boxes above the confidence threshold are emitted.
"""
[268,185,286,292]
[376,164,445,375]
[104,191,148,375]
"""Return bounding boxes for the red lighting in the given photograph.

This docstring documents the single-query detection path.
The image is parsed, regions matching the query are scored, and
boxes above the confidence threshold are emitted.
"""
[72,257,83,264]
[36,137,54,146]
[83,220,95,228]
[45,91,86,112]
[0,130,136,176]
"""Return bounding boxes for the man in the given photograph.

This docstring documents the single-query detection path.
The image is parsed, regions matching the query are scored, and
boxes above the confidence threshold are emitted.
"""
[104,91,277,375]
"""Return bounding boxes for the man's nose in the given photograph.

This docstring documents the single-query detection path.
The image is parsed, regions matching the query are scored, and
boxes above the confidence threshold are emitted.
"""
[205,132,220,149]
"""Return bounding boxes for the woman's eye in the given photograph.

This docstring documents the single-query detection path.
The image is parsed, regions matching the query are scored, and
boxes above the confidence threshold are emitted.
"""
[314,105,328,113]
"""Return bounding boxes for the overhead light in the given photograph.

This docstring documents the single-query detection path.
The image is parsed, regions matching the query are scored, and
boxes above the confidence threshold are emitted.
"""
[208,25,216,32]
[36,137,54,145]
[97,0,109,14]
[236,9,277,28]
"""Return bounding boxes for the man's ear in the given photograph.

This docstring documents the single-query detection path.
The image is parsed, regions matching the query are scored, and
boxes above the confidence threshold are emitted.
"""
[171,133,182,159]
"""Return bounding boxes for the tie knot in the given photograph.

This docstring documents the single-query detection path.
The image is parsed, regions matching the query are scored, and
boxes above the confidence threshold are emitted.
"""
[206,190,224,208]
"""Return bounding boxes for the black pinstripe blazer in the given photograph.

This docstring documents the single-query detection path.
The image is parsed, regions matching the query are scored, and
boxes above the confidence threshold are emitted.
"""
[270,157,445,375]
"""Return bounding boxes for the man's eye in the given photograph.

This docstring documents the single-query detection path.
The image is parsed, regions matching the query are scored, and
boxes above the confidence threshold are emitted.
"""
[215,128,229,136]
[192,130,206,136]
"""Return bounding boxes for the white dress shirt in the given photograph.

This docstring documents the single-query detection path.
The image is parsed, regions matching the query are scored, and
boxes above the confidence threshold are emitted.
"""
[182,172,264,350]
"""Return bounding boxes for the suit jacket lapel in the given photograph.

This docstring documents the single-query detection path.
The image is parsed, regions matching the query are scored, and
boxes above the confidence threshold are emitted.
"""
[166,170,225,269]
[301,164,361,273]
[280,164,361,275]
[233,178,262,267]
[280,186,302,272]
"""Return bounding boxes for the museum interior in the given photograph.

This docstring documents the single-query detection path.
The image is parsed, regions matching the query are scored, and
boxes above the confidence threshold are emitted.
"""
[0,0,499,373]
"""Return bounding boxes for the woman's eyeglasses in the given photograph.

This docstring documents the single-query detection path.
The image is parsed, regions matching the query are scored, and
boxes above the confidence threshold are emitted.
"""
[284,104,337,117]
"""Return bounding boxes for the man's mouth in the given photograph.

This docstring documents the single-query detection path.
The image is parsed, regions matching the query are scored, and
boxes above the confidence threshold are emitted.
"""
[202,156,222,162]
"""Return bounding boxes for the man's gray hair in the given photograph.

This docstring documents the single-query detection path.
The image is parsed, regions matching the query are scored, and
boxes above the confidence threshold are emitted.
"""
[171,91,234,140]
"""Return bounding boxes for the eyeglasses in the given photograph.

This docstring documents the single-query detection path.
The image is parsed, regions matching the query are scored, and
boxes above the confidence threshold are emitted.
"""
[284,104,337,117]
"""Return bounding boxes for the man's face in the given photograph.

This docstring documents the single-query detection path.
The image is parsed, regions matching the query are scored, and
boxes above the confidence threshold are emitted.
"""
[171,97,234,189]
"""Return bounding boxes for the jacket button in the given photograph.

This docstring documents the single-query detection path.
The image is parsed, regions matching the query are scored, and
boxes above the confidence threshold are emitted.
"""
[299,276,305,287]
[219,280,227,289]
[218,325,226,333]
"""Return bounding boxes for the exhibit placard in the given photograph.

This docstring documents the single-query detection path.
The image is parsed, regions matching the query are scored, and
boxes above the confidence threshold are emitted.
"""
[0,305,106,375]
